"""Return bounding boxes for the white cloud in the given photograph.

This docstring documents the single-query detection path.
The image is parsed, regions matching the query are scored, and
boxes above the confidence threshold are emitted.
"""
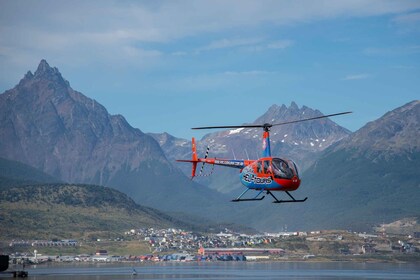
[392,12,420,24]
[363,45,420,56]
[342,73,371,80]
[1,0,420,77]
[267,40,294,49]
[2,1,420,47]
[223,70,276,76]
[196,38,294,54]
[197,38,264,51]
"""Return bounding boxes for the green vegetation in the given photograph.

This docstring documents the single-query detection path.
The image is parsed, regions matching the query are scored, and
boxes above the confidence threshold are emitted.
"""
[2,240,151,256]
[0,184,187,240]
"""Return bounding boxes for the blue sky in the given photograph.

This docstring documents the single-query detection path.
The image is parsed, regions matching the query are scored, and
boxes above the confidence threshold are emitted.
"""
[0,1,419,139]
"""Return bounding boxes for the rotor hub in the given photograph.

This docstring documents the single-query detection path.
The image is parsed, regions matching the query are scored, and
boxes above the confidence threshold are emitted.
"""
[263,123,272,131]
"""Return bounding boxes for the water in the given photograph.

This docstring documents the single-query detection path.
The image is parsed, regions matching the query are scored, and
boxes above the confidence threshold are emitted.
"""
[4,262,420,280]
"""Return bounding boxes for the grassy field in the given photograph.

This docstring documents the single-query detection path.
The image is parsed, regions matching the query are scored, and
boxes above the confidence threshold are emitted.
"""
[2,240,152,256]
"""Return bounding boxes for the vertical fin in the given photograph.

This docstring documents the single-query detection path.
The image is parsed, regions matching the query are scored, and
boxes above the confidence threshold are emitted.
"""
[191,137,198,178]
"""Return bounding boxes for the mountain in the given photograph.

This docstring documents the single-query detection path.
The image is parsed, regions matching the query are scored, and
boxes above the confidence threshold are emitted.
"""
[0,157,61,188]
[0,183,195,239]
[330,100,419,157]
[151,102,351,194]
[0,60,166,185]
[289,100,420,231]
[0,60,236,221]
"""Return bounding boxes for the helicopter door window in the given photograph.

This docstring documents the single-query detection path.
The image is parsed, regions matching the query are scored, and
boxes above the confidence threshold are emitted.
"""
[264,160,271,175]
[272,158,293,179]
[256,161,262,173]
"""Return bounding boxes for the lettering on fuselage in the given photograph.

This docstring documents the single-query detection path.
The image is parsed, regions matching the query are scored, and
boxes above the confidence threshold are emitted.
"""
[243,173,272,185]
[214,160,244,167]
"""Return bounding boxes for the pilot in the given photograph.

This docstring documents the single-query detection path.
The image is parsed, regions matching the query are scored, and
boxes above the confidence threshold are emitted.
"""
[279,162,291,178]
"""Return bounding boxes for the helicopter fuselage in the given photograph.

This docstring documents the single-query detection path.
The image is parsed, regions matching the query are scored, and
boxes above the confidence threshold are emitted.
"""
[240,157,300,191]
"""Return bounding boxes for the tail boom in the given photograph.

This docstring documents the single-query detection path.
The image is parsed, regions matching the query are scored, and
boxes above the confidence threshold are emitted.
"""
[176,138,254,179]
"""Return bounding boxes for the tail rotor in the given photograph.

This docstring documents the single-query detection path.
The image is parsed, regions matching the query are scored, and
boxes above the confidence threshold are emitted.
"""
[176,138,214,179]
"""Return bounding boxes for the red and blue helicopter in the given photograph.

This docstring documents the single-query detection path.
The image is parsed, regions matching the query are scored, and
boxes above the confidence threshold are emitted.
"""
[177,111,351,203]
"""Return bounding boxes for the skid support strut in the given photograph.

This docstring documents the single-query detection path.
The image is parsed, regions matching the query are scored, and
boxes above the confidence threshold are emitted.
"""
[231,188,265,202]
[232,189,307,203]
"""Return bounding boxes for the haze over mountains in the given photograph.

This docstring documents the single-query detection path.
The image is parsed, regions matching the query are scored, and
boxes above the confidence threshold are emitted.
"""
[1,60,418,232]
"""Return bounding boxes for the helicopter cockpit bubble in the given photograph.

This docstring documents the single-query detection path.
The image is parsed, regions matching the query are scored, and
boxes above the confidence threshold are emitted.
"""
[271,158,299,179]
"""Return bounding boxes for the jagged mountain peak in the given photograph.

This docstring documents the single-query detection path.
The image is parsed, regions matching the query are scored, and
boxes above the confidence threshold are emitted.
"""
[254,102,325,125]
[35,59,55,75]
[202,102,350,155]
[0,60,167,184]
[290,101,299,110]
[17,59,69,89]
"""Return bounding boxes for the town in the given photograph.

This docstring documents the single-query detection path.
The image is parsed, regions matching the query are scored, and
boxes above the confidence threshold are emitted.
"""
[4,227,420,265]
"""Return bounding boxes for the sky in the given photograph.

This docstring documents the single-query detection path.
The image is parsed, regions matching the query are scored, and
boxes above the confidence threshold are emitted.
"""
[0,0,419,139]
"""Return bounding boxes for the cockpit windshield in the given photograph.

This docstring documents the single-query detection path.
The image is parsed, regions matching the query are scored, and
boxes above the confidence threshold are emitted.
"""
[271,158,299,179]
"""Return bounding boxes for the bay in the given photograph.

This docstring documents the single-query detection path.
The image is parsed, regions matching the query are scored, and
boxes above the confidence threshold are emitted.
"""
[6,262,420,280]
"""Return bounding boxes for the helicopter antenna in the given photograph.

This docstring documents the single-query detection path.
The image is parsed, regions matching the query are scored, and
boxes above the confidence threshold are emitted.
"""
[245,149,250,160]
[232,149,237,160]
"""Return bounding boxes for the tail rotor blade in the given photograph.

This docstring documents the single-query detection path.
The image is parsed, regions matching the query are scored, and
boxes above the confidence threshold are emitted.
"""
[199,145,210,175]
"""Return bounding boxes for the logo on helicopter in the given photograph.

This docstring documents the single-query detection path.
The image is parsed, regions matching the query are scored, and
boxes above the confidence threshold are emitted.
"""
[243,172,272,184]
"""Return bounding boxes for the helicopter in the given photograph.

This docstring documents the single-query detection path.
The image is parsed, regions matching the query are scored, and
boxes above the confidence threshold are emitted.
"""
[177,111,351,203]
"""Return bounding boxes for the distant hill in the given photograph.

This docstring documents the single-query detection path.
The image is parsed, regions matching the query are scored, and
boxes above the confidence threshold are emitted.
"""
[0,157,61,188]
[0,183,199,239]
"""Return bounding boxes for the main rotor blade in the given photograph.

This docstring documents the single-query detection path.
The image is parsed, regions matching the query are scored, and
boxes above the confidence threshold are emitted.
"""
[192,124,264,130]
[271,111,352,127]
[191,111,352,130]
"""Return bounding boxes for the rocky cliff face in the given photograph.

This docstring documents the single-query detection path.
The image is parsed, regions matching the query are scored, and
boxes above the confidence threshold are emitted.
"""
[0,60,168,185]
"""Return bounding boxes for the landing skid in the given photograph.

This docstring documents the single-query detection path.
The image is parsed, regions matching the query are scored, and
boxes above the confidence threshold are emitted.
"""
[231,196,265,202]
[270,191,307,204]
[231,188,307,204]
